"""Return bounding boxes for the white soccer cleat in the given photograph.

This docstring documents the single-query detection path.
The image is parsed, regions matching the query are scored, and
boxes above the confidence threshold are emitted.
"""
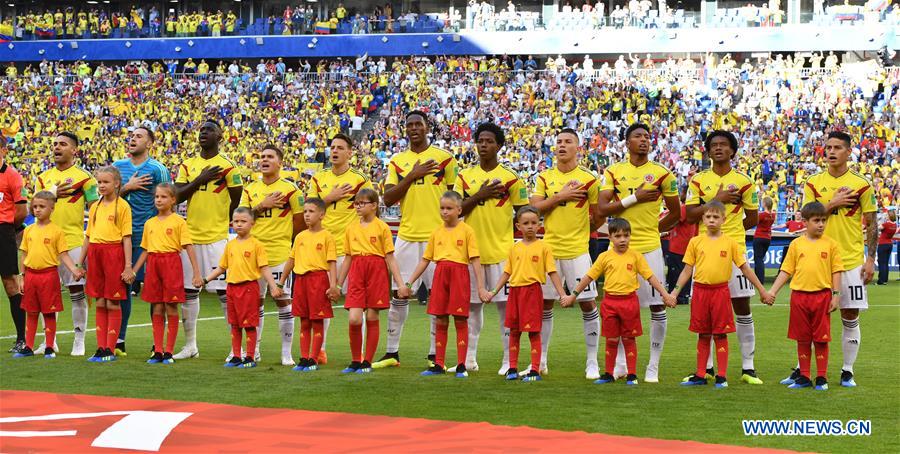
[497,363,510,375]
[645,364,660,383]
[34,342,46,355]
[70,337,85,356]
[173,346,199,360]
[465,360,479,372]
[281,354,295,366]
[585,360,601,380]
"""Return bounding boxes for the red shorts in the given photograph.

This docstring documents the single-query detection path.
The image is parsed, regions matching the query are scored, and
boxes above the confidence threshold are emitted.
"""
[142,253,185,304]
[344,255,390,310]
[788,289,832,342]
[292,271,334,319]
[86,243,127,300]
[428,261,471,317]
[600,292,642,338]
[689,282,735,334]
[21,267,63,313]
[506,283,543,332]
[227,281,261,328]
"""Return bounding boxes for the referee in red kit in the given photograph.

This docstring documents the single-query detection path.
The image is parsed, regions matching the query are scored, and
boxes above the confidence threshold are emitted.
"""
[0,132,29,353]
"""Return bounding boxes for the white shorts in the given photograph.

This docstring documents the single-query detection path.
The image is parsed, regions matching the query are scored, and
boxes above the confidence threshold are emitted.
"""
[541,253,598,302]
[58,247,85,287]
[728,264,756,299]
[839,265,868,310]
[469,262,509,304]
[259,261,292,300]
[182,240,227,292]
[636,248,665,308]
[393,238,434,290]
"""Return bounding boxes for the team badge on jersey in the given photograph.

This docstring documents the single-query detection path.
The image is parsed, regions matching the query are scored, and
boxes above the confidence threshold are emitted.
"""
[456,239,464,246]
[644,174,654,183]
[720,250,727,257]
[43,238,51,244]
[166,228,173,235]
[531,255,539,262]
[243,251,251,258]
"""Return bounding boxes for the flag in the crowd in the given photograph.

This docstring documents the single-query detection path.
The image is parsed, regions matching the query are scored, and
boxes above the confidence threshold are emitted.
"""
[0,22,13,41]
[315,22,331,34]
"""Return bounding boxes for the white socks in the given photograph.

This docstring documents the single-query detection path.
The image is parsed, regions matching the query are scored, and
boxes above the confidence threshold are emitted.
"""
[540,309,553,367]
[614,342,627,376]
[385,299,409,354]
[582,308,600,365]
[256,305,266,352]
[841,317,861,374]
[648,311,667,371]
[321,318,330,350]
[736,314,756,370]
[182,291,201,349]
[70,291,87,343]
[278,304,293,358]
[467,302,484,363]
[428,315,436,356]
[495,301,510,365]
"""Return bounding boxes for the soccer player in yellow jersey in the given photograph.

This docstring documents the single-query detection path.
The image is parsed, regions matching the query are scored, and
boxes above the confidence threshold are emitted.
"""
[173,120,243,360]
[306,134,374,363]
[34,132,99,356]
[798,131,877,388]
[598,123,681,383]
[453,123,528,375]
[375,111,458,368]
[685,131,763,385]
[531,128,604,379]
[241,145,304,366]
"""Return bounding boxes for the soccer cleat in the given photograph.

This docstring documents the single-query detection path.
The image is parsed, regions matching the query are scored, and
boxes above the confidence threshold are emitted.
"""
[420,364,446,376]
[254,351,261,362]
[593,373,616,384]
[741,369,764,385]
[682,367,715,383]
[316,350,328,365]
[100,349,117,362]
[714,375,728,389]
[9,340,25,354]
[521,370,542,382]
[281,354,296,367]
[13,346,34,358]
[519,364,549,377]
[341,361,362,374]
[356,361,373,374]
[505,368,519,381]
[88,348,105,363]
[173,346,199,360]
[224,357,243,368]
[426,354,436,368]
[71,337,85,356]
[115,342,127,357]
[625,374,639,386]
[372,353,400,369]
[497,363,510,376]
[44,347,56,359]
[788,376,812,389]
[814,376,829,391]
[585,360,600,380]
[455,364,468,378]
[147,352,163,364]
[680,375,708,386]
[240,357,257,368]
[780,368,801,385]
[304,363,320,372]
[840,370,857,388]
[161,352,175,365]
[465,360,479,372]
[292,359,309,372]
[34,342,46,355]
[644,364,659,383]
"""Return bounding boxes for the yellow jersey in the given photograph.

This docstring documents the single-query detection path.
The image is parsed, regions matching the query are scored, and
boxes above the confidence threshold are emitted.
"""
[344,218,395,257]
[802,170,877,270]
[240,178,303,264]
[601,160,678,253]
[503,239,557,287]
[219,236,268,284]
[307,167,374,255]
[141,214,192,253]
[423,222,479,265]
[534,166,599,259]
[454,164,528,264]
[780,235,844,291]
[21,222,68,270]
[291,229,337,274]
[686,169,757,254]
[175,154,242,244]
[386,145,458,242]
[586,248,654,295]
[683,234,746,285]
[86,198,132,244]
[35,165,99,249]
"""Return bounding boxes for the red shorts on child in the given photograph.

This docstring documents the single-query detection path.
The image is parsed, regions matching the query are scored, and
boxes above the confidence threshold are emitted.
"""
[601,292,642,338]
[506,283,542,332]
[427,261,470,317]
[788,289,832,342]
[689,282,735,334]
[22,267,63,313]
[292,270,334,319]
[227,280,260,328]
[86,242,127,300]
[142,253,185,304]
[344,255,390,310]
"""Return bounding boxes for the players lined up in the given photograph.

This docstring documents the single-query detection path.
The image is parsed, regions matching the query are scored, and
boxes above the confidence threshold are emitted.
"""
[11,115,877,388]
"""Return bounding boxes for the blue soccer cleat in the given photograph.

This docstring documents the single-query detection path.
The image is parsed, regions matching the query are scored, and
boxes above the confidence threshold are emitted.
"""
[161,353,175,365]
[505,368,519,381]
[840,370,857,388]
[714,376,728,389]
[13,347,34,358]
[420,365,446,376]
[342,361,362,374]
[355,361,372,374]
[594,373,616,384]
[521,370,542,382]
[680,375,708,386]
[788,376,812,389]
[625,374,639,386]
[147,352,163,364]
[780,368,801,385]
[240,357,257,368]
[814,377,828,391]
[224,357,243,368]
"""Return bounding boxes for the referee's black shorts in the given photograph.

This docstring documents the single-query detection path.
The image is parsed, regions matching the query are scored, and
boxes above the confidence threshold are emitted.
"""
[0,223,18,277]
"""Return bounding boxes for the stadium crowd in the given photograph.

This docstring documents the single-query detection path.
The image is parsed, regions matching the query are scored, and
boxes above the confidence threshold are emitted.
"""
[0,53,898,221]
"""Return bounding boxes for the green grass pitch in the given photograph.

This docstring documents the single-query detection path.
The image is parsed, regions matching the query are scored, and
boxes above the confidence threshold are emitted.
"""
[2,272,898,452]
